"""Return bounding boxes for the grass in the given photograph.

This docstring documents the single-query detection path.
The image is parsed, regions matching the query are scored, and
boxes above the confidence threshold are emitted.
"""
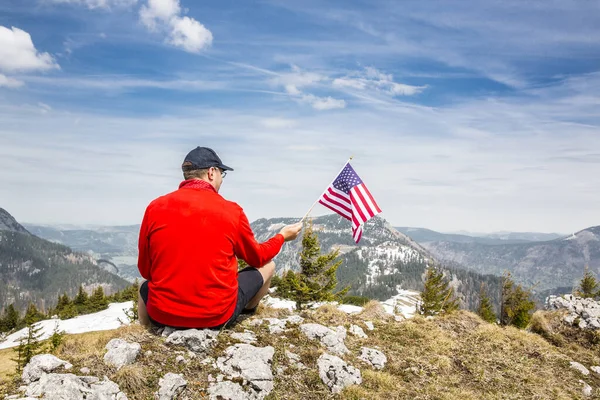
[1,304,600,399]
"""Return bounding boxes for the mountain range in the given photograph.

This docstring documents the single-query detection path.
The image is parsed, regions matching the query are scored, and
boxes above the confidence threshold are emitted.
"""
[0,209,130,313]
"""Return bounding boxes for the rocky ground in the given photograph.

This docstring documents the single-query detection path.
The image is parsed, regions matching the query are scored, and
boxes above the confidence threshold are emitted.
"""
[2,297,600,399]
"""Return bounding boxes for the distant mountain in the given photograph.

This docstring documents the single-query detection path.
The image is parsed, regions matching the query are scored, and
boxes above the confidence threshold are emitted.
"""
[24,224,140,281]
[252,215,502,312]
[395,227,532,245]
[0,208,29,235]
[421,226,600,293]
[0,209,130,313]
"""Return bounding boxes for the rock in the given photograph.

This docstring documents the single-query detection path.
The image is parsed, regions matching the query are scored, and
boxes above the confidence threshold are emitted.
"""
[564,313,578,325]
[156,373,186,400]
[276,366,286,375]
[300,323,349,355]
[104,339,141,370]
[571,361,590,376]
[80,367,90,375]
[26,373,127,399]
[349,325,368,339]
[187,351,197,359]
[317,353,362,394]
[246,319,263,327]
[201,357,215,366]
[166,329,219,355]
[208,374,216,383]
[285,350,306,370]
[161,326,177,337]
[591,366,600,375]
[145,350,153,357]
[580,380,593,397]
[285,315,304,325]
[588,318,600,329]
[231,330,257,344]
[216,344,274,397]
[175,355,186,364]
[264,318,287,334]
[359,347,387,370]
[22,354,73,384]
[365,321,375,331]
[207,381,249,400]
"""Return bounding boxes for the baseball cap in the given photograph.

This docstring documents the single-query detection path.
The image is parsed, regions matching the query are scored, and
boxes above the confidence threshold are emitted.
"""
[182,147,234,171]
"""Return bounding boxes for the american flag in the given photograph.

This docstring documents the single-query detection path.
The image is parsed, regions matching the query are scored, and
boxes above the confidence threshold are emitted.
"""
[318,162,382,243]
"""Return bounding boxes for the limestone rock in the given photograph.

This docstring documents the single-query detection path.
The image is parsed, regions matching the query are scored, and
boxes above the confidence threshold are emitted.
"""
[80,367,90,375]
[104,339,141,370]
[22,354,73,384]
[547,295,600,330]
[231,330,257,344]
[570,361,590,376]
[359,347,387,370]
[264,318,287,334]
[591,366,600,375]
[166,329,219,355]
[365,321,375,331]
[216,344,274,397]
[207,381,249,400]
[156,373,186,400]
[580,380,593,397]
[285,315,304,325]
[349,324,368,339]
[300,323,349,355]
[285,350,306,370]
[26,373,127,399]
[317,353,362,394]
[175,355,186,364]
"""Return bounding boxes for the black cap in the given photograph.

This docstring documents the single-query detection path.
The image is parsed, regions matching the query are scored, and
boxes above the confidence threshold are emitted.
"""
[182,147,234,171]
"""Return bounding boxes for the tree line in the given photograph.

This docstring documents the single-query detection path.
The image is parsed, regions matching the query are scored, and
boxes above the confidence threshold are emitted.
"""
[0,282,139,334]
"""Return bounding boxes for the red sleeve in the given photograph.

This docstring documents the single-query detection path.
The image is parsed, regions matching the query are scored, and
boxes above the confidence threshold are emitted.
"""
[137,207,152,280]
[234,208,284,268]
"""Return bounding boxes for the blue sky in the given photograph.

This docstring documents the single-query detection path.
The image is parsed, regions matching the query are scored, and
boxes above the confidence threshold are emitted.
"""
[1,0,599,233]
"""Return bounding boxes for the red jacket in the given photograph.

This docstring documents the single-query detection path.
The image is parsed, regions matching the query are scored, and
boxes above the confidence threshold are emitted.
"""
[137,179,284,328]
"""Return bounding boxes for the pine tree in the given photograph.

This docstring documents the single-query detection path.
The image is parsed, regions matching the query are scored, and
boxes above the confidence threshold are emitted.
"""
[12,323,43,372]
[500,272,536,329]
[21,303,45,327]
[89,286,108,312]
[575,265,599,299]
[48,322,65,352]
[478,283,497,323]
[54,293,71,315]
[277,220,348,310]
[74,285,89,313]
[0,304,20,333]
[419,266,459,316]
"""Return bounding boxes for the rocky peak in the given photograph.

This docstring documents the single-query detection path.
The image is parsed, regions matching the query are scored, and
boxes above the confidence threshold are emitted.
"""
[0,207,29,235]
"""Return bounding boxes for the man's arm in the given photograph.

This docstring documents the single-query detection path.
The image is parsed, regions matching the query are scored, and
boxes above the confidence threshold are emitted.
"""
[234,209,302,268]
[137,208,152,280]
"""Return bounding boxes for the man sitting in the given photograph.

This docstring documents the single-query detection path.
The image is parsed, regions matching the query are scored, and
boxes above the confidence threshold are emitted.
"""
[137,146,302,329]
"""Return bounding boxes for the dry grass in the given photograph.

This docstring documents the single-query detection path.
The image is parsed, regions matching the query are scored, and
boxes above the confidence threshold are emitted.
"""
[3,308,600,399]
[356,300,391,321]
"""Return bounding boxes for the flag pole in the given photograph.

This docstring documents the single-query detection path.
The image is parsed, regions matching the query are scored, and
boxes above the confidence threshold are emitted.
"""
[300,155,354,223]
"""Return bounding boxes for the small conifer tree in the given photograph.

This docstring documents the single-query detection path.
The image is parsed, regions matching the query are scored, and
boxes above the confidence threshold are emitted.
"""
[500,272,536,328]
[74,285,89,313]
[12,323,43,372]
[48,322,65,352]
[477,283,497,323]
[54,293,71,315]
[277,220,348,310]
[89,286,109,312]
[575,265,599,299]
[21,303,45,327]
[0,304,20,333]
[419,266,459,316]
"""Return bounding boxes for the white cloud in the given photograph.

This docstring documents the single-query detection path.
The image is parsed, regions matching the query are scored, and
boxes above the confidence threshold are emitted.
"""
[273,65,345,110]
[333,66,425,96]
[47,0,137,9]
[38,102,52,114]
[139,0,212,53]
[0,74,24,88]
[302,94,346,110]
[0,26,59,73]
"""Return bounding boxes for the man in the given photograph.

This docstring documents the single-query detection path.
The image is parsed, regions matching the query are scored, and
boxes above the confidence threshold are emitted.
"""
[137,146,302,329]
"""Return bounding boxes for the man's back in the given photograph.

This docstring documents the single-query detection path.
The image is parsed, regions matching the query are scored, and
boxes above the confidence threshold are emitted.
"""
[138,180,283,328]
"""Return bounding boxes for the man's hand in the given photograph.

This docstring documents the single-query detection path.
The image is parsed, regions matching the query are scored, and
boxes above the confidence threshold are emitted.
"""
[279,222,303,242]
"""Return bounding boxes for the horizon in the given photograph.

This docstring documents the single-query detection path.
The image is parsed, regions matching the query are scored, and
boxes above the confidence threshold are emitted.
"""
[1,0,599,233]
